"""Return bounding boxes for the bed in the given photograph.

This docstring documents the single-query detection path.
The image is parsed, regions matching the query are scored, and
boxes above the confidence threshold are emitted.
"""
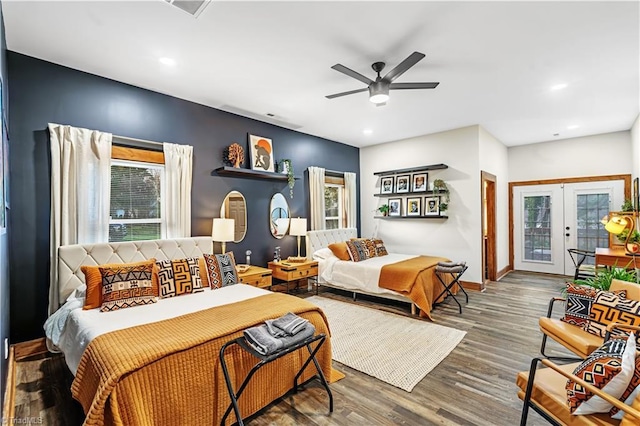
[46,237,335,426]
[306,228,454,319]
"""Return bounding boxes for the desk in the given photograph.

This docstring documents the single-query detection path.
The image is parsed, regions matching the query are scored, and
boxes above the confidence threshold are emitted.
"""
[595,247,639,268]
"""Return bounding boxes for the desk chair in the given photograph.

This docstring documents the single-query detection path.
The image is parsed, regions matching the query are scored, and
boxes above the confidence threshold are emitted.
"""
[567,248,596,281]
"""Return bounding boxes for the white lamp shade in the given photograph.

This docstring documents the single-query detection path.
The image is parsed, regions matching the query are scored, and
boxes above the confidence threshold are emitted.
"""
[212,218,235,242]
[289,218,307,237]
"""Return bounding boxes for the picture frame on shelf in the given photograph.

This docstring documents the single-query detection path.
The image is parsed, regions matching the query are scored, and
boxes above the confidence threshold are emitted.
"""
[424,196,440,216]
[411,173,427,192]
[395,175,410,193]
[248,134,275,172]
[406,197,421,216]
[380,176,394,194]
[388,198,402,216]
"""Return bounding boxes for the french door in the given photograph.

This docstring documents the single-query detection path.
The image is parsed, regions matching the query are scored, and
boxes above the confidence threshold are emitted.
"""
[513,180,625,275]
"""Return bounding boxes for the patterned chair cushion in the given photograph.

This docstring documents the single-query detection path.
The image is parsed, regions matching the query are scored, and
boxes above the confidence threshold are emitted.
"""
[566,333,636,414]
[586,291,640,338]
[156,257,204,298]
[98,260,158,312]
[371,238,389,257]
[203,252,238,289]
[561,283,626,328]
[345,240,372,262]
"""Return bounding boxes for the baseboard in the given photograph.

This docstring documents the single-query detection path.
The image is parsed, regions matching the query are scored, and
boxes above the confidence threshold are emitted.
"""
[13,338,48,361]
[2,345,15,423]
[496,265,512,280]
[462,280,484,291]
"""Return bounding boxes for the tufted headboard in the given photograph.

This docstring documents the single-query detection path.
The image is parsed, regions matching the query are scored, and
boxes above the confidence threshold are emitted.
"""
[307,228,357,257]
[57,237,213,308]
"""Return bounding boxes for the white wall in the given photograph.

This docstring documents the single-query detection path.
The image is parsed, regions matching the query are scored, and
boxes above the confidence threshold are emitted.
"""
[508,131,632,182]
[631,114,640,178]
[478,127,510,274]
[360,125,484,284]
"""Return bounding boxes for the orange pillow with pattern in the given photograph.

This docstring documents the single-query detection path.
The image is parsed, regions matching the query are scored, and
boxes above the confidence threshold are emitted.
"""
[328,242,351,261]
[156,257,204,298]
[99,261,158,312]
[81,259,159,310]
[586,291,640,338]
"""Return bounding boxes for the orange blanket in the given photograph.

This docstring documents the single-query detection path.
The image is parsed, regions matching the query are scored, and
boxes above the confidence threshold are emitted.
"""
[379,255,453,319]
[72,293,335,426]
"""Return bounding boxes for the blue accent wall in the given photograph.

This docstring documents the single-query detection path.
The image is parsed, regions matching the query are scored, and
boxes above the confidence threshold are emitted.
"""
[7,52,360,342]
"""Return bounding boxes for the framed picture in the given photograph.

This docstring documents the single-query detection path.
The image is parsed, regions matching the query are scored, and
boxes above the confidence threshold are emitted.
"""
[424,196,440,216]
[395,175,410,193]
[248,134,275,172]
[634,177,639,213]
[412,173,428,192]
[406,197,421,216]
[388,198,402,216]
[380,177,394,194]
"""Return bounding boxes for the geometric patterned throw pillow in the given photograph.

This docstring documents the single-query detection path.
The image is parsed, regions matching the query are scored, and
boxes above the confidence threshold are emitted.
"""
[203,253,238,289]
[156,257,203,298]
[371,238,389,257]
[562,283,598,327]
[99,260,158,312]
[566,333,637,414]
[345,240,372,262]
[586,291,640,338]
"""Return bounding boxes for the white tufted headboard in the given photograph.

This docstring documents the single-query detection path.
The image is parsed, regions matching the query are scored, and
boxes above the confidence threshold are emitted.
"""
[307,228,357,257]
[57,237,213,308]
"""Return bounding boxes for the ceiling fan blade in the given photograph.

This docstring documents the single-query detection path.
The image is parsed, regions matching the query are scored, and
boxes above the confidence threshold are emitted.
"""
[389,82,439,90]
[382,52,426,83]
[331,64,374,85]
[325,87,369,99]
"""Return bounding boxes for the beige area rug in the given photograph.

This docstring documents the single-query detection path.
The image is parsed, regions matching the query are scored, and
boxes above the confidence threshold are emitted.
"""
[307,296,466,392]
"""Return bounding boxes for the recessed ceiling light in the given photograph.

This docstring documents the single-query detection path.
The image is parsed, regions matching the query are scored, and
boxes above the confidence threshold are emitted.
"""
[363,129,373,135]
[159,57,176,66]
[567,125,579,130]
[550,83,567,91]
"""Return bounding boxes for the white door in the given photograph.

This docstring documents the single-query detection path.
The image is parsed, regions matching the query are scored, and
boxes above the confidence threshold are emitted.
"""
[514,180,625,275]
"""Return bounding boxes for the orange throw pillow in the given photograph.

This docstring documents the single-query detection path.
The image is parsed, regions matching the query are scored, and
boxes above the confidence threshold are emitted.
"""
[81,259,158,310]
[328,242,351,261]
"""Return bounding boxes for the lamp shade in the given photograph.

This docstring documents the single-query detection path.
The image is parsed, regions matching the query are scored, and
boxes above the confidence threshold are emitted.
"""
[289,218,307,237]
[604,216,628,235]
[212,218,235,242]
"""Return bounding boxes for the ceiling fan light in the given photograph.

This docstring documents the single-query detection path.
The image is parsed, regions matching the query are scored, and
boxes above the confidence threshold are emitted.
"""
[369,93,389,104]
[369,82,389,104]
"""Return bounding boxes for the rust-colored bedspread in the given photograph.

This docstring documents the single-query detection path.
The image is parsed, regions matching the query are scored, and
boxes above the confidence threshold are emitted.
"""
[72,292,334,426]
[379,255,454,319]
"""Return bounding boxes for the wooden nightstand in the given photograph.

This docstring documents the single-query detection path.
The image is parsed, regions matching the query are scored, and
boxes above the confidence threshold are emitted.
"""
[268,260,318,293]
[237,266,272,289]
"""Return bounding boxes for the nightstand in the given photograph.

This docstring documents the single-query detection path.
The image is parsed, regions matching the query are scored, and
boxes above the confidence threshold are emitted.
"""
[268,260,318,293]
[237,266,272,289]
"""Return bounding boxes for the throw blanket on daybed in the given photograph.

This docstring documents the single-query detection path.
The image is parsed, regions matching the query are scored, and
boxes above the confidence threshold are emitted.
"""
[73,293,335,426]
[379,255,454,319]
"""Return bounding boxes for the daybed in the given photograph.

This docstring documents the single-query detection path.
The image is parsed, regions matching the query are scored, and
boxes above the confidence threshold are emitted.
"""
[306,228,454,319]
[46,237,335,426]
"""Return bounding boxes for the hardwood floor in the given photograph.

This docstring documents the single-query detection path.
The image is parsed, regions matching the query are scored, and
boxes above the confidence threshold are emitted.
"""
[12,271,569,425]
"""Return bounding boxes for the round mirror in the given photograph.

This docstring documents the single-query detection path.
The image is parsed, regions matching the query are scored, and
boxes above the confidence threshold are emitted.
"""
[220,191,247,243]
[270,193,290,239]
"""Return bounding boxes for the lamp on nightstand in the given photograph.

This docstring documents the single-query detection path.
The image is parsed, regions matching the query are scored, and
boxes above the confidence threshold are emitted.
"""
[288,217,307,262]
[212,218,235,254]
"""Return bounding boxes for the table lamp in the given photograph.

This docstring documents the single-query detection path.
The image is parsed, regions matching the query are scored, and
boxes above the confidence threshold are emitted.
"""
[602,215,639,255]
[212,218,235,254]
[288,217,307,262]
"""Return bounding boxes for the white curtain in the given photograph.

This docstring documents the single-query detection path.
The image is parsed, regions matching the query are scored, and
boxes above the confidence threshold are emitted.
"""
[49,123,112,314]
[163,142,193,238]
[344,172,357,228]
[308,166,326,230]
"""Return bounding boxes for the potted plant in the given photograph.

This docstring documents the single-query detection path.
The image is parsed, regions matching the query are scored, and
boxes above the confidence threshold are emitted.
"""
[279,159,295,198]
[621,199,634,212]
[574,265,637,291]
[377,204,390,216]
[432,179,450,213]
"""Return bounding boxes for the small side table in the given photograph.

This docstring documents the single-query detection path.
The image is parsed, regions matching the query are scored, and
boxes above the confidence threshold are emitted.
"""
[268,260,319,293]
[219,333,333,426]
[237,266,272,289]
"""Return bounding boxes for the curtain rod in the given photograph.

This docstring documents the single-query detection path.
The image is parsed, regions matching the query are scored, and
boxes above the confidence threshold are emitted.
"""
[113,134,164,151]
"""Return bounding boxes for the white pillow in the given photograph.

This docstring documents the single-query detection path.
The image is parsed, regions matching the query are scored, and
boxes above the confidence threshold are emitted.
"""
[312,247,334,260]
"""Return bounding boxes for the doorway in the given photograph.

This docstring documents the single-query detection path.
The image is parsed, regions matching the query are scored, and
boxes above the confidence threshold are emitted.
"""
[513,180,625,275]
[481,171,497,283]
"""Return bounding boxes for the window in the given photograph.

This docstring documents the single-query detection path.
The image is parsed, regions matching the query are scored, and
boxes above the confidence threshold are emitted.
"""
[324,182,344,230]
[109,159,165,242]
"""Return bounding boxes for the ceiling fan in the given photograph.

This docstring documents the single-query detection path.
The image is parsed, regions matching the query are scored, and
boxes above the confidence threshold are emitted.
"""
[326,51,439,105]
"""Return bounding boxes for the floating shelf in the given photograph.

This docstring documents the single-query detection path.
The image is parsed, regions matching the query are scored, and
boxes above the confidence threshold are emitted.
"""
[376,215,448,220]
[212,166,299,181]
[374,190,449,197]
[373,163,448,176]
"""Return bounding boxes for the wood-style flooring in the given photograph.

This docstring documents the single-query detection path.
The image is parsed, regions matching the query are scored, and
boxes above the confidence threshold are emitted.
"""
[13,271,569,425]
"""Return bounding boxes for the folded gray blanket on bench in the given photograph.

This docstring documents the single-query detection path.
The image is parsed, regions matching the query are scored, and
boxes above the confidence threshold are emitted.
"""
[244,322,316,356]
[436,265,465,273]
[272,312,309,336]
[437,261,466,268]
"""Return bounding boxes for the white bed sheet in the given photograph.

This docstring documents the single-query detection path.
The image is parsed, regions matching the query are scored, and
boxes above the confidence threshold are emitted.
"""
[54,284,270,375]
[318,253,417,295]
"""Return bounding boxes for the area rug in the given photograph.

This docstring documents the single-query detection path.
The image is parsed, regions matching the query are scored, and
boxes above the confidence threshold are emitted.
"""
[306,296,466,392]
